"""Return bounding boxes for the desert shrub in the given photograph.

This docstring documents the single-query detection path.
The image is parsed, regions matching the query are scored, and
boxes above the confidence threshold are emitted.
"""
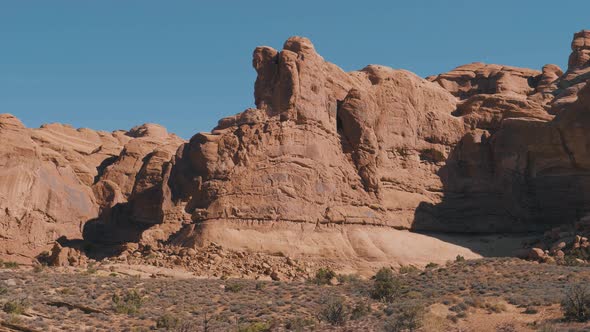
[455,255,465,263]
[463,296,484,308]
[350,300,371,320]
[484,301,506,313]
[371,268,403,302]
[337,273,361,284]
[285,317,315,331]
[561,284,590,322]
[3,261,19,269]
[425,262,439,269]
[85,263,98,274]
[156,313,180,329]
[405,291,422,299]
[3,299,28,315]
[33,264,44,273]
[255,282,266,291]
[225,283,244,293]
[524,306,538,314]
[399,265,420,275]
[238,321,271,332]
[449,302,468,313]
[383,305,424,332]
[311,268,337,285]
[318,294,347,326]
[112,289,143,315]
[0,286,7,296]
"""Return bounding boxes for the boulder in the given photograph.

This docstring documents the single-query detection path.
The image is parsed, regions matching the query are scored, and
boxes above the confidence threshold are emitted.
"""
[528,248,546,262]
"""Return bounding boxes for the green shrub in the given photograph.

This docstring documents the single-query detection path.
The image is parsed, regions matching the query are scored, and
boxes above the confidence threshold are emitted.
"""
[0,286,7,296]
[311,268,337,285]
[3,299,28,315]
[318,294,347,326]
[383,305,424,332]
[371,268,403,302]
[562,284,590,322]
[455,255,466,263]
[156,313,180,329]
[112,289,143,315]
[225,283,244,293]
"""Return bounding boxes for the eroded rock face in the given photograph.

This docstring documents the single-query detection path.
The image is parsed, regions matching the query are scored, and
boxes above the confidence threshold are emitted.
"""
[0,115,183,260]
[5,31,590,268]
[166,32,590,250]
[168,38,464,240]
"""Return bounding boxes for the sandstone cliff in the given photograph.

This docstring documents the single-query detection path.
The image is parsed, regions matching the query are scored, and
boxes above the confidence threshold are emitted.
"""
[0,115,183,260]
[3,30,590,268]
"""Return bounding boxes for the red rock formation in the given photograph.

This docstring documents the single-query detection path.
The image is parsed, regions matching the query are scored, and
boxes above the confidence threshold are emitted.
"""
[0,115,183,260]
[4,31,590,268]
[550,30,590,114]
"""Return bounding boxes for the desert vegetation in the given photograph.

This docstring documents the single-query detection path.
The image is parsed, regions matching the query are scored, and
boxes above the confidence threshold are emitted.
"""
[0,257,589,331]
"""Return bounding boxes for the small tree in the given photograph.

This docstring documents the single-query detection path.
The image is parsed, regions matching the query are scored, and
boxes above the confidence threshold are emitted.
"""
[371,268,403,302]
[562,284,590,322]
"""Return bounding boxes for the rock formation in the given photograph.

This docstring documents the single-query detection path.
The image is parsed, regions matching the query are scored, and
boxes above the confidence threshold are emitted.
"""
[0,115,183,260]
[3,30,590,269]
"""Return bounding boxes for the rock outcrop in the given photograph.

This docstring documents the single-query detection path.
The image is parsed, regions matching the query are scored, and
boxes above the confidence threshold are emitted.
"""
[164,38,467,260]
[550,30,590,114]
[4,30,590,270]
[0,115,183,260]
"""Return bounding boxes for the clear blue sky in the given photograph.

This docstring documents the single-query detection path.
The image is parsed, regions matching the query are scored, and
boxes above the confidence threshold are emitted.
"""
[1,1,587,138]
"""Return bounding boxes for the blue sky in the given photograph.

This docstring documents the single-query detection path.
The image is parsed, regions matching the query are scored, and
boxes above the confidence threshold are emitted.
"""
[1,1,587,138]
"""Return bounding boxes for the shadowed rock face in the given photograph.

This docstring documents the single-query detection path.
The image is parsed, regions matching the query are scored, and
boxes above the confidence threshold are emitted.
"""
[4,31,590,265]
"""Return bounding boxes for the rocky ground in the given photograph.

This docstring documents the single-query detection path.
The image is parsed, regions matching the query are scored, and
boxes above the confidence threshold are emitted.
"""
[1,258,590,331]
[43,241,336,282]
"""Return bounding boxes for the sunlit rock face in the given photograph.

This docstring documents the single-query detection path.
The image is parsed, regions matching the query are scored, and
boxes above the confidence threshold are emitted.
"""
[5,31,590,267]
